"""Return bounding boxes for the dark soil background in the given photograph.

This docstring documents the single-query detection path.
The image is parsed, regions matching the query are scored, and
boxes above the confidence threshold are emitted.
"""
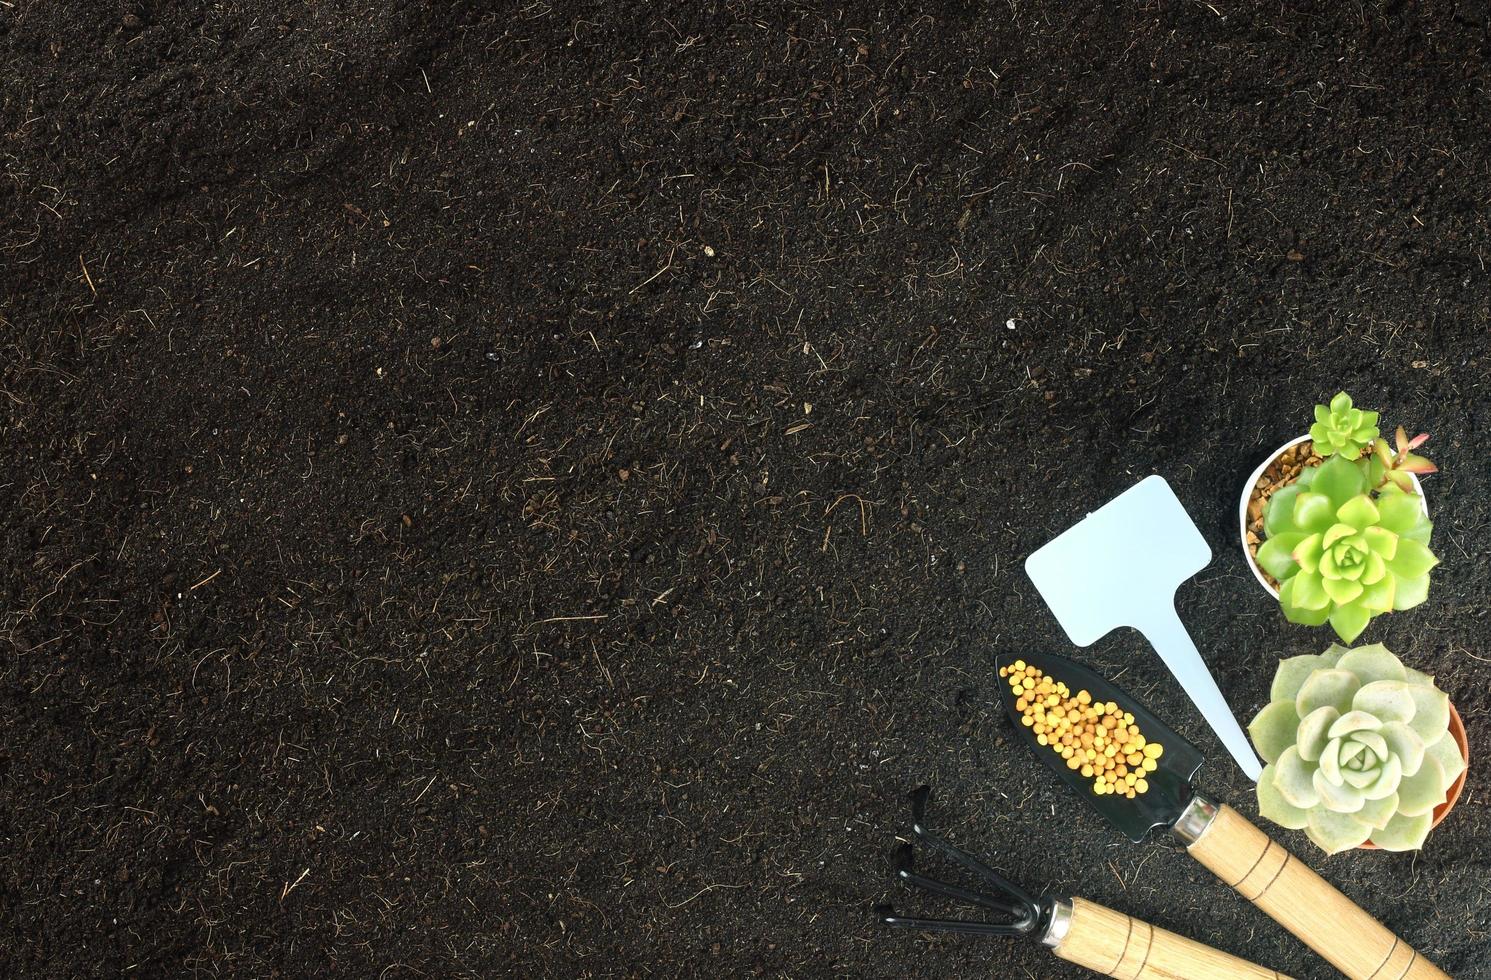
[4,3,1490,977]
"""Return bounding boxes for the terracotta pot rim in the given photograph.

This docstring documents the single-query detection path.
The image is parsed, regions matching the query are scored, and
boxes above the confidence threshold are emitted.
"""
[1357,700,1468,850]
[1239,434,1428,598]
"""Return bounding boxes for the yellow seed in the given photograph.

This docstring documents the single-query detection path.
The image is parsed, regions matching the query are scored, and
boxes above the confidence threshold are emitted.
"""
[1144,743,1164,759]
[1018,667,1162,800]
[1135,778,1149,793]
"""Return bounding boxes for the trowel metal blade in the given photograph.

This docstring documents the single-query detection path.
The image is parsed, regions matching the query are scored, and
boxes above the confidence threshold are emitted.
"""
[997,651,1204,842]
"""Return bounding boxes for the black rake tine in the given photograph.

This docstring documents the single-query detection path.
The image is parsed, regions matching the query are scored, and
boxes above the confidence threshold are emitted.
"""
[907,787,1041,911]
[878,906,1030,938]
[892,843,1029,920]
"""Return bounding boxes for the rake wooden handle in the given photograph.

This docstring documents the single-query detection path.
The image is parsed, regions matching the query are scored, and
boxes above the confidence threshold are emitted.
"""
[1051,896,1289,979]
[1184,802,1450,980]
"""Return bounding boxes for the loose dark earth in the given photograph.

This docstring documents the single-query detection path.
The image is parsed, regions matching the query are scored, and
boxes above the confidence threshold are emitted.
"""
[4,4,1490,978]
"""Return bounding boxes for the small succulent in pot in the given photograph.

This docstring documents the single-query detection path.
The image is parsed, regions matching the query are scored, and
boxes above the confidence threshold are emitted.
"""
[1249,643,1465,854]
[1309,391,1380,460]
[1255,393,1439,643]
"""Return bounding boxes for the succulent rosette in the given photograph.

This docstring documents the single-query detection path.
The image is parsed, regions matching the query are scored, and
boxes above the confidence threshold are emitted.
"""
[1249,644,1465,854]
[1256,453,1437,643]
[1309,391,1380,459]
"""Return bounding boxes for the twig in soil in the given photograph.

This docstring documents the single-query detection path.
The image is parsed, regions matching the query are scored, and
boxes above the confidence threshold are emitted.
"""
[28,558,88,616]
[190,569,221,590]
[410,774,438,806]
[522,614,608,632]
[514,404,550,441]
[78,254,96,295]
[1449,642,1491,664]
[665,883,743,909]
[592,645,613,688]
[825,493,870,536]
[280,867,311,902]
[1130,849,1155,888]
[630,245,677,294]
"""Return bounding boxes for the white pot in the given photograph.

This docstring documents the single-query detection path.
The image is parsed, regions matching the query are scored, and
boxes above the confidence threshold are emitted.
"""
[1239,434,1428,597]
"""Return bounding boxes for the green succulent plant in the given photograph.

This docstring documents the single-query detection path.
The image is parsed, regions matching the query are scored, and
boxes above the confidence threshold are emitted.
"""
[1250,643,1464,854]
[1309,391,1380,459]
[1257,453,1437,644]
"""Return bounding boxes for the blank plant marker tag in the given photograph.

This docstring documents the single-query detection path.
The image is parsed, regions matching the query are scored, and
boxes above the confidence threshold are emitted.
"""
[1025,476,1263,781]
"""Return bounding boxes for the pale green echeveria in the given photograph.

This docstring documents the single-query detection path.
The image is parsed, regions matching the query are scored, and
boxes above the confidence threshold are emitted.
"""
[1257,454,1437,643]
[1309,391,1380,459]
[1249,643,1464,854]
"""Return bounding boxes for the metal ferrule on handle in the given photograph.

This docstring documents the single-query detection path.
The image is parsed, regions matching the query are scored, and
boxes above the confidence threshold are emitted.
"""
[1039,894,1290,979]
[1173,793,1451,980]
[1039,897,1074,949]
[1170,792,1220,845]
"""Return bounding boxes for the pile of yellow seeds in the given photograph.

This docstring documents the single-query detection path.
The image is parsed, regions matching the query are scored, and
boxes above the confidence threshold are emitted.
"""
[1001,660,1164,799]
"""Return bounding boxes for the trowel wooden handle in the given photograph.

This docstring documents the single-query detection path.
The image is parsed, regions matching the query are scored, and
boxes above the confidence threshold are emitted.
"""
[1051,896,1289,979]
[1184,803,1450,980]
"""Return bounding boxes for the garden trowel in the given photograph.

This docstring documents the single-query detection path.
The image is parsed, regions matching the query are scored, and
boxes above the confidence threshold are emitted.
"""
[1024,475,1263,780]
[997,652,1449,980]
